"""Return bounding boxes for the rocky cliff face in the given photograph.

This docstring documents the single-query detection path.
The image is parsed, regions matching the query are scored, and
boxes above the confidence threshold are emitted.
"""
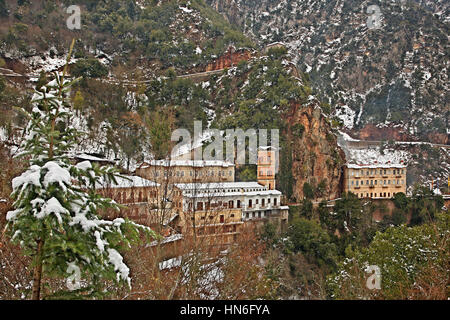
[206,48,254,72]
[287,102,345,201]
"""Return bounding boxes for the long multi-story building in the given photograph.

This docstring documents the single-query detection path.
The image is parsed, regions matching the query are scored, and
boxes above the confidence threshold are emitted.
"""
[102,148,288,245]
[343,163,407,199]
[174,182,289,245]
[95,175,162,225]
[136,160,235,184]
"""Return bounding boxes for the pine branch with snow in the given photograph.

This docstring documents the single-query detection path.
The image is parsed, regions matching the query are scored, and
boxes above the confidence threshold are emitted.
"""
[5,59,156,299]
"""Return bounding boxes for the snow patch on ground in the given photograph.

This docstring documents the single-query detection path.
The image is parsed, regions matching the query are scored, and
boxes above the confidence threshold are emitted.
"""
[334,105,356,129]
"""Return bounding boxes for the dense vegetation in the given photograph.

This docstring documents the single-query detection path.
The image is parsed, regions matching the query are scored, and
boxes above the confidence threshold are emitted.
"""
[260,186,448,299]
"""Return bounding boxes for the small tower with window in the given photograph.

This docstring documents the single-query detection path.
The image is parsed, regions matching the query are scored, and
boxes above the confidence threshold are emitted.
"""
[257,146,277,190]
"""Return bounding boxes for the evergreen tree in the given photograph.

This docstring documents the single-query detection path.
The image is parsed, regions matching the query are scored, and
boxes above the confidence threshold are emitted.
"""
[333,192,363,233]
[0,0,8,17]
[5,45,155,299]
[72,90,85,116]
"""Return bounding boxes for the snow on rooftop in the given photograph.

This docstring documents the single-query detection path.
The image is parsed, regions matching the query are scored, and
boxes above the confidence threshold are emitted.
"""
[150,233,183,248]
[71,153,115,163]
[159,256,182,271]
[175,181,264,190]
[96,175,159,189]
[176,182,282,198]
[140,160,235,168]
[337,132,409,168]
[345,147,409,168]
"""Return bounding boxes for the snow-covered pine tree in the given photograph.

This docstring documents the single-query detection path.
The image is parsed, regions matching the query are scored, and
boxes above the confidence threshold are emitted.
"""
[5,43,155,299]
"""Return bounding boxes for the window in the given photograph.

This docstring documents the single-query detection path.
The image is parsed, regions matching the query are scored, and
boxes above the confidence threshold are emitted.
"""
[248,199,252,208]
[274,198,277,206]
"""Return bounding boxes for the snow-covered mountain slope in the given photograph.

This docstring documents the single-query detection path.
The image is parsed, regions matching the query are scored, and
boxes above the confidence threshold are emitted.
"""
[207,0,449,144]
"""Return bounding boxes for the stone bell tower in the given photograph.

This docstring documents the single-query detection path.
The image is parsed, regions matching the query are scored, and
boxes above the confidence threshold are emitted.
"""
[257,146,276,190]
